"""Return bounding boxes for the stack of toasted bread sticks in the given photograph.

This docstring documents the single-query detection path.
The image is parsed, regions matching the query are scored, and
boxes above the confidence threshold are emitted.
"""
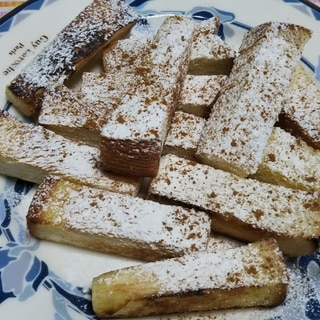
[2,0,319,318]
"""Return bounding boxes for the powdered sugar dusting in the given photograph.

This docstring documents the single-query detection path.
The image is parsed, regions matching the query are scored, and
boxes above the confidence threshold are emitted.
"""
[101,15,195,141]
[7,0,138,114]
[30,177,210,256]
[165,111,205,151]
[164,257,319,320]
[255,127,320,192]
[149,154,320,238]
[20,0,138,86]
[282,64,320,149]
[197,22,312,177]
[100,240,288,294]
[179,75,227,108]
[0,113,140,194]
[103,36,152,73]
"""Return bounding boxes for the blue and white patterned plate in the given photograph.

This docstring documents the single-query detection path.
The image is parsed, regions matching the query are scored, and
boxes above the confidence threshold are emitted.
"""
[0,0,319,319]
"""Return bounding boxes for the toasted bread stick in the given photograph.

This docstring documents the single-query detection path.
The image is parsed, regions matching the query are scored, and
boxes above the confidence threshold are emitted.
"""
[6,0,138,116]
[148,154,320,256]
[92,239,288,318]
[27,176,211,261]
[0,112,140,195]
[196,22,312,177]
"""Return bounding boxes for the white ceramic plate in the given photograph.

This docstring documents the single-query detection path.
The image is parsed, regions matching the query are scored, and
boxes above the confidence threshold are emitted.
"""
[0,0,319,319]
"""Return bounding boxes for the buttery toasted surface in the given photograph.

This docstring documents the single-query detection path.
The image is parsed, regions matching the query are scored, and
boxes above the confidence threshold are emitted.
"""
[0,112,140,195]
[100,15,195,177]
[280,63,320,150]
[27,176,210,261]
[253,127,320,192]
[196,22,312,177]
[92,239,288,318]
[5,0,138,116]
[148,154,320,256]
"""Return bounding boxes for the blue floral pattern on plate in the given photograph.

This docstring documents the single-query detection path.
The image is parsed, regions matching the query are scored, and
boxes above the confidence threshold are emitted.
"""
[0,179,95,319]
[0,1,319,319]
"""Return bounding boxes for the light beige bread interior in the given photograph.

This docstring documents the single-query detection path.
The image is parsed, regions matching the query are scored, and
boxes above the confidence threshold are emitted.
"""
[279,63,320,150]
[92,239,288,318]
[163,111,206,161]
[253,126,320,192]
[100,15,195,177]
[188,16,236,75]
[27,176,211,261]
[196,22,312,177]
[148,154,320,257]
[0,112,140,195]
[5,0,138,117]
[177,74,227,117]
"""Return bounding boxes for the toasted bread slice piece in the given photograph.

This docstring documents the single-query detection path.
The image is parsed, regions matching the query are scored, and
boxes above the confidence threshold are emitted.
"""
[188,17,236,75]
[279,63,320,150]
[177,74,227,117]
[196,22,312,177]
[103,35,152,73]
[92,239,288,318]
[38,70,137,147]
[38,84,113,146]
[165,110,320,191]
[100,16,195,177]
[0,112,140,195]
[148,154,320,256]
[27,176,210,261]
[5,0,138,116]
[253,127,320,192]
[163,111,206,161]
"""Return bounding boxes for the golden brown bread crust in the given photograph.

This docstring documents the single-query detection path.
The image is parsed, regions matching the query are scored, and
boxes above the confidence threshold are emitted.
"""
[27,176,211,261]
[92,239,288,318]
[5,0,138,116]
